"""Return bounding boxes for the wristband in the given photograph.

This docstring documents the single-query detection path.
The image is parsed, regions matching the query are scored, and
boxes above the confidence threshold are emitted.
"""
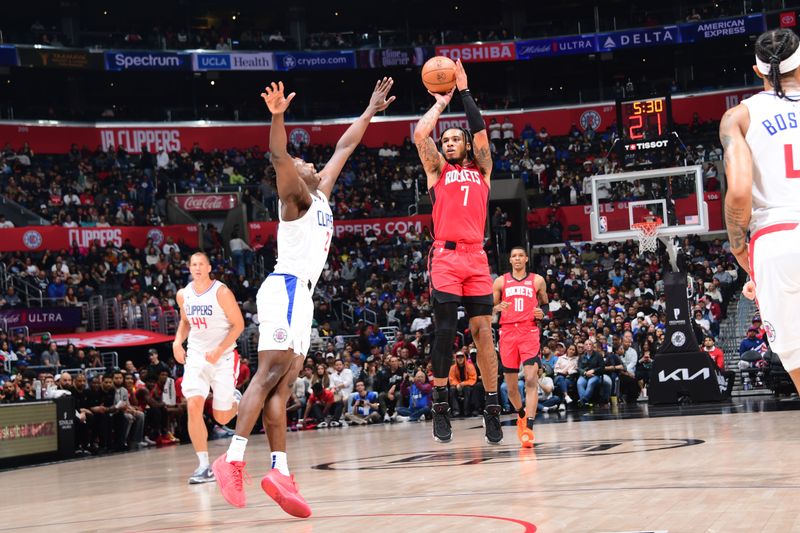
[459,89,485,134]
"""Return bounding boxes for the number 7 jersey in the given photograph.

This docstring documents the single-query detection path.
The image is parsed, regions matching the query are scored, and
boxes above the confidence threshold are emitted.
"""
[430,161,489,243]
[184,280,235,357]
[742,91,800,234]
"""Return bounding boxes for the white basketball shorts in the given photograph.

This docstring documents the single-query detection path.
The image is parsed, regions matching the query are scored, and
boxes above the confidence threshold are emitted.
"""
[256,273,313,357]
[750,222,800,370]
[181,349,240,410]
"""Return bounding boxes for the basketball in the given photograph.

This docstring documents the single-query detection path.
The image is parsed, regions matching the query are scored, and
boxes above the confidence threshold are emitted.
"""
[421,56,457,94]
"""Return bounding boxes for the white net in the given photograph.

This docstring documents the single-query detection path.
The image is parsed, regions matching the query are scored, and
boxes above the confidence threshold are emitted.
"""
[632,220,660,254]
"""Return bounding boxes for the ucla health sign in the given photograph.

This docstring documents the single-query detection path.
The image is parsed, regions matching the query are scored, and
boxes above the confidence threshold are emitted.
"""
[105,51,190,71]
[194,52,274,71]
[275,50,355,71]
[680,14,765,42]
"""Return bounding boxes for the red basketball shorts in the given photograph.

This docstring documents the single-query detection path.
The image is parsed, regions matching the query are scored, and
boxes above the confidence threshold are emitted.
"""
[428,240,492,304]
[499,322,541,371]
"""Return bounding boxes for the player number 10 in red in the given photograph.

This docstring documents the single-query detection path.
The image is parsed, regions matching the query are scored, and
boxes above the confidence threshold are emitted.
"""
[191,316,208,329]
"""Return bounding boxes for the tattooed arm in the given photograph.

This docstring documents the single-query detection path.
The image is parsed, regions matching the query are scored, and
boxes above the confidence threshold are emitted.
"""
[719,104,753,274]
[414,89,453,189]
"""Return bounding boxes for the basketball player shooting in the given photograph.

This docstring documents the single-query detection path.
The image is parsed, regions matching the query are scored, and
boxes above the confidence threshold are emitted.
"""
[413,59,503,444]
[492,247,547,448]
[173,252,245,484]
[214,78,395,516]
[720,28,800,391]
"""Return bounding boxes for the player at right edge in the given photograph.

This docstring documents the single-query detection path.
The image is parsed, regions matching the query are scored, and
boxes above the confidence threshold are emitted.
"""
[721,28,800,391]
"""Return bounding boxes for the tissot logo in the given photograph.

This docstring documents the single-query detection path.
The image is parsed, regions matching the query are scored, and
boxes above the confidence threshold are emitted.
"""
[658,368,710,382]
[626,140,669,150]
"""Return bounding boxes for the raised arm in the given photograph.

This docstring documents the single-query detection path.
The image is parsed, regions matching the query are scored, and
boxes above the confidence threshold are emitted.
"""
[414,89,453,189]
[719,104,753,274]
[261,82,307,207]
[318,77,396,198]
[454,59,492,182]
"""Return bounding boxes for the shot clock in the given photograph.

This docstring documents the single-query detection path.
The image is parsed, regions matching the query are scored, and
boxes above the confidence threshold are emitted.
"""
[616,94,674,151]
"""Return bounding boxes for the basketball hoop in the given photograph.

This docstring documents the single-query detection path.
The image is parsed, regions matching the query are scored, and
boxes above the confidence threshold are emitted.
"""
[631,217,662,254]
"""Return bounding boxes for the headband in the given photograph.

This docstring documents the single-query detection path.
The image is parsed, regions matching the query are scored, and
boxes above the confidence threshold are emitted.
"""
[756,46,800,75]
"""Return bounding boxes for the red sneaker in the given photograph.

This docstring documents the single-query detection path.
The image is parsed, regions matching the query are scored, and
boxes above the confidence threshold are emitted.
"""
[212,454,249,508]
[261,469,312,518]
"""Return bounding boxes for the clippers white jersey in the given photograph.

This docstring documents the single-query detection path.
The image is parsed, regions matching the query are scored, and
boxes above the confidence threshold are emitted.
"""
[274,191,334,287]
[184,280,234,357]
[742,91,800,233]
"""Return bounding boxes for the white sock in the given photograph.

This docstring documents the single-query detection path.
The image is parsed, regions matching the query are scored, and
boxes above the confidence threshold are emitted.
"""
[226,435,248,462]
[271,451,290,476]
[197,451,209,469]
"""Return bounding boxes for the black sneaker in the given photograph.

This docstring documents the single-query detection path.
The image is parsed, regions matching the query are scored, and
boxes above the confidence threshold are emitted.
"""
[432,402,452,443]
[483,404,503,444]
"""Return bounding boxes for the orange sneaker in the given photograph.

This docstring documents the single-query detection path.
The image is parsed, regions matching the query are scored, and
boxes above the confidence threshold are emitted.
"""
[212,454,249,508]
[261,469,312,518]
[517,416,534,448]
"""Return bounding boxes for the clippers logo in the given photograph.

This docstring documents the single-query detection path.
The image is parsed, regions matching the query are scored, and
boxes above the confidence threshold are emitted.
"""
[626,140,670,151]
[273,328,288,343]
[671,331,686,347]
[23,230,43,250]
[289,128,310,147]
[147,228,165,246]
[764,321,776,343]
[579,110,602,131]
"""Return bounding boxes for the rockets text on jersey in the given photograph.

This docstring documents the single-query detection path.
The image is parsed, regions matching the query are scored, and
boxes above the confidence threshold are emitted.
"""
[430,161,489,244]
[499,273,538,325]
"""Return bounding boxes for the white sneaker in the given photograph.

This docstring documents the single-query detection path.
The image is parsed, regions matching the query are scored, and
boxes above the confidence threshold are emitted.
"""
[558,403,566,411]
[317,421,329,428]
[340,420,349,428]
[541,406,550,413]
[143,436,156,446]
[137,441,150,448]
[383,413,391,423]
[188,466,215,484]
[564,395,573,404]
[329,420,341,428]
[394,415,410,423]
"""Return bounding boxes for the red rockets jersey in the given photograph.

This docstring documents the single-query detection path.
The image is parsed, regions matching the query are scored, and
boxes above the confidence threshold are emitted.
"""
[499,273,538,325]
[430,161,488,244]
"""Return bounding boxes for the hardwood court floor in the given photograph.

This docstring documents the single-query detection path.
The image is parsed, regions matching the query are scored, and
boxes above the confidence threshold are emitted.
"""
[3,398,800,533]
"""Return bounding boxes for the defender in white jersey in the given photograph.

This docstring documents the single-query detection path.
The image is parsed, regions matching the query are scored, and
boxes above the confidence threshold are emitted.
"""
[215,78,395,516]
[173,252,244,484]
[721,28,800,387]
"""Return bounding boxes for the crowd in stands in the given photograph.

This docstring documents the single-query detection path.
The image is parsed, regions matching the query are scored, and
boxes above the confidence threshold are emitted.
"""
[16,1,744,52]
[0,110,752,457]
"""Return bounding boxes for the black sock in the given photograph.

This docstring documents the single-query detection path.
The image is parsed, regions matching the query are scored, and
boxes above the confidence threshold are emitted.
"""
[526,417,535,430]
[485,392,499,406]
[517,406,526,419]
[433,386,448,404]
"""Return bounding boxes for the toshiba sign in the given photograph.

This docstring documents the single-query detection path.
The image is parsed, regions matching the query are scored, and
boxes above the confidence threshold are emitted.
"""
[435,42,516,63]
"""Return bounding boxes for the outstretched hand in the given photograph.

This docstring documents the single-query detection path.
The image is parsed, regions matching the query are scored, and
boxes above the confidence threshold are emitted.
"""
[260,81,296,115]
[429,87,455,108]
[368,77,396,113]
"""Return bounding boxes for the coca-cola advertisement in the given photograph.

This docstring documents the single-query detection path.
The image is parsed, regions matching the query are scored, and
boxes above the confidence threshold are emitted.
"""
[0,86,761,154]
[0,307,82,333]
[0,224,199,252]
[172,194,239,212]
